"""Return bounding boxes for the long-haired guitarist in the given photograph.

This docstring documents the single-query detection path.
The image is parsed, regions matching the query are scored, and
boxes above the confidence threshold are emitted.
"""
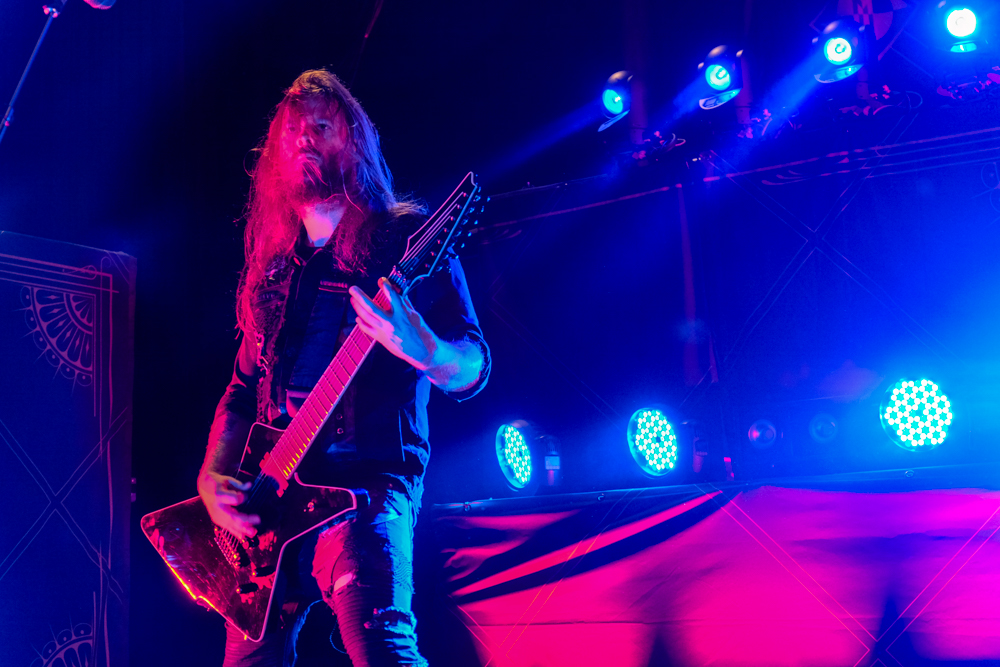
[198,68,489,666]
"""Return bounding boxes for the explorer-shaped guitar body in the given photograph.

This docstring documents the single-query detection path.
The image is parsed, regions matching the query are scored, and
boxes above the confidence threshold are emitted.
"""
[140,422,357,641]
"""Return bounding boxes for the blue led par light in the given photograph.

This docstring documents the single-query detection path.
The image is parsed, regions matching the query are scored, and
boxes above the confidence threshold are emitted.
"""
[627,408,679,476]
[814,21,867,83]
[879,379,953,452]
[599,71,632,131]
[931,1,995,53]
[496,422,533,489]
[696,46,744,109]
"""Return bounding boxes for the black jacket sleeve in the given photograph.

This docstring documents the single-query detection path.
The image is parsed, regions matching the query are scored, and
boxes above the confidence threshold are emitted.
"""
[409,254,491,402]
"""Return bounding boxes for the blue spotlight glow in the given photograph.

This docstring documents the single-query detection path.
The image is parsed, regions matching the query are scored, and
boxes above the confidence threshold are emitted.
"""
[602,89,624,115]
[496,424,532,488]
[705,64,732,91]
[880,379,953,451]
[824,37,853,65]
[946,8,977,38]
[627,408,678,476]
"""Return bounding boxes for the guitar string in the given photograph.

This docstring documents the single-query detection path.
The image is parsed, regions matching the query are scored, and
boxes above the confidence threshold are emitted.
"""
[398,183,469,269]
[401,198,465,273]
[402,200,456,268]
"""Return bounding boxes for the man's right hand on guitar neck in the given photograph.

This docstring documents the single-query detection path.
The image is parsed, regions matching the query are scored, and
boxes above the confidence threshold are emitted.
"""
[197,471,261,538]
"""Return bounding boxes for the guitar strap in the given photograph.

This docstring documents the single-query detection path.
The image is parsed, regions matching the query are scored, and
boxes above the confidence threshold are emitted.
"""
[252,252,299,424]
[255,245,355,426]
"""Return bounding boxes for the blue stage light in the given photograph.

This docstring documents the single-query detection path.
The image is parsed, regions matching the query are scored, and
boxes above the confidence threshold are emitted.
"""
[824,37,853,65]
[697,46,744,110]
[705,64,732,91]
[814,21,865,82]
[600,71,632,119]
[627,408,678,476]
[602,89,624,116]
[946,8,977,38]
[496,423,533,489]
[880,379,953,451]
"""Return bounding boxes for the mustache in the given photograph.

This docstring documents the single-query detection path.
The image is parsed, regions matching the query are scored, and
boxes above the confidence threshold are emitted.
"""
[297,153,326,182]
[282,154,347,205]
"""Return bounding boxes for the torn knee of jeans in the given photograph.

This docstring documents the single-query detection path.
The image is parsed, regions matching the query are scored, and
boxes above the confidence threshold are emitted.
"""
[363,607,416,632]
[333,571,356,593]
[330,560,395,596]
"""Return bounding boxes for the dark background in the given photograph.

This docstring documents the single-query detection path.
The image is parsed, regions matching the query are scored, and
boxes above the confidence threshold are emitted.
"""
[2,0,999,664]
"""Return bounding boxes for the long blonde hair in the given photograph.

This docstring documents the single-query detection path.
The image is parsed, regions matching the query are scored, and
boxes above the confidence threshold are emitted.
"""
[236,69,423,333]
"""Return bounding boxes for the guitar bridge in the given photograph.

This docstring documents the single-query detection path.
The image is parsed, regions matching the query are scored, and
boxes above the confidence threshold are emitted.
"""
[214,527,249,569]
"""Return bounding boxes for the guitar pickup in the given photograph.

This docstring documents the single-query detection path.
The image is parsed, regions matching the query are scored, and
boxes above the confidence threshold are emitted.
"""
[251,564,276,577]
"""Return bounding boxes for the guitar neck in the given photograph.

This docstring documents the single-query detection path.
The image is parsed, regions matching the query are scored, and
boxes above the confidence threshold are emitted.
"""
[260,289,390,482]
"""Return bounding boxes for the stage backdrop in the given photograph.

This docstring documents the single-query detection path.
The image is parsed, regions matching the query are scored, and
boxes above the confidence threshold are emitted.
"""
[0,232,135,667]
[423,464,1000,667]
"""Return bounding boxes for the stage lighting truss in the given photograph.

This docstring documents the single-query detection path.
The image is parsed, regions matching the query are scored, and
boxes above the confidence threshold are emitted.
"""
[880,379,953,451]
[696,46,744,110]
[814,20,867,83]
[627,408,679,476]
[599,71,632,132]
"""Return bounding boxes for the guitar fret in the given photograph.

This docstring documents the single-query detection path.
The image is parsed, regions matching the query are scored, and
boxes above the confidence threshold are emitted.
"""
[325,370,345,393]
[349,336,367,356]
[314,379,334,406]
[303,403,324,430]
[341,342,361,366]
[294,416,315,443]
[331,359,351,385]
[305,396,329,419]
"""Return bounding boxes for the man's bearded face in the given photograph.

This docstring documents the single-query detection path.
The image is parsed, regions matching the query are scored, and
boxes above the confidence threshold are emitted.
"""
[276,97,351,204]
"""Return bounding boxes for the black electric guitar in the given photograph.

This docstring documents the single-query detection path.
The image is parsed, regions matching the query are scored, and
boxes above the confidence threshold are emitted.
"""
[141,173,484,641]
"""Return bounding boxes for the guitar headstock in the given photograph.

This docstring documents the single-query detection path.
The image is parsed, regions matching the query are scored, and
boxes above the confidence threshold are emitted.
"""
[395,172,485,291]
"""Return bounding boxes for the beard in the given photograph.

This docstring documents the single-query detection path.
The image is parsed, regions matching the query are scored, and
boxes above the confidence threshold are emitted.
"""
[283,152,346,205]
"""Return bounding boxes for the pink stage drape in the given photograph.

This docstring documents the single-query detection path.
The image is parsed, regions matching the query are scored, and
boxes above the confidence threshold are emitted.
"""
[431,476,1000,666]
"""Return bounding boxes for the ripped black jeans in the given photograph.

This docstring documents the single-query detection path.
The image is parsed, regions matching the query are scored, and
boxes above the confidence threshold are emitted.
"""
[222,481,427,667]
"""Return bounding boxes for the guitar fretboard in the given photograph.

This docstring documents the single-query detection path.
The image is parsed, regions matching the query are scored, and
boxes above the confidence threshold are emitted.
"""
[260,290,391,482]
